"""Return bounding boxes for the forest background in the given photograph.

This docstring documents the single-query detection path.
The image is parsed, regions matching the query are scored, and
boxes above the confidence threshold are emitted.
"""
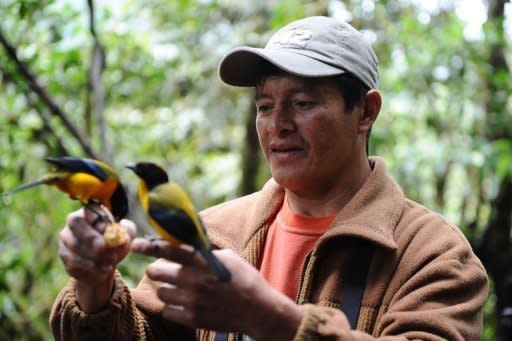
[0,0,511,340]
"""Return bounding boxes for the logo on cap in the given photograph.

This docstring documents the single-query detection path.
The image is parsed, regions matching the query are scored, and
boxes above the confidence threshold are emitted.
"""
[267,28,312,49]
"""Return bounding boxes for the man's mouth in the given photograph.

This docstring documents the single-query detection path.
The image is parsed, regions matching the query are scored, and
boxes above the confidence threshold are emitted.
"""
[269,143,304,160]
[272,147,302,153]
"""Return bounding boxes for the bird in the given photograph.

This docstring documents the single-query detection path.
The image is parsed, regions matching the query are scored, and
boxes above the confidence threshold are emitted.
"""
[3,156,129,223]
[126,161,231,282]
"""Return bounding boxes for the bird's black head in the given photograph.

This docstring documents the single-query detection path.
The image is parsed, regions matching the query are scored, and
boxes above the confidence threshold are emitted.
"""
[126,162,169,190]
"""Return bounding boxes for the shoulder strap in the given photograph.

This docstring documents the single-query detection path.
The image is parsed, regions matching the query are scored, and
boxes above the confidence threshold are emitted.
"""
[214,332,253,341]
[214,332,228,341]
[215,245,374,339]
[341,243,374,329]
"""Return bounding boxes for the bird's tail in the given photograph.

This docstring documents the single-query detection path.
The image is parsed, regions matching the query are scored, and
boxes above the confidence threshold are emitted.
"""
[198,248,232,282]
[3,176,56,196]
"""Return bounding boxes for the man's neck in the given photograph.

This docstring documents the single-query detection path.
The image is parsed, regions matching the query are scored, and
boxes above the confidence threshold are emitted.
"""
[285,157,372,217]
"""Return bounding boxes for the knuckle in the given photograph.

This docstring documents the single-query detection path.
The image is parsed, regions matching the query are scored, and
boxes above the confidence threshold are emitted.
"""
[65,210,83,227]
[154,258,169,266]
[58,249,69,264]
[58,241,72,261]
[64,260,83,276]
[146,263,159,278]
[58,228,68,241]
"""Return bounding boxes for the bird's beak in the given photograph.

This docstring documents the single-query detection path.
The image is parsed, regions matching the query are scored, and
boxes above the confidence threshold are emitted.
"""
[125,163,137,172]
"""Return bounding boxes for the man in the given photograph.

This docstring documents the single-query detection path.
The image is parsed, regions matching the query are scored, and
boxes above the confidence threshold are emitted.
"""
[51,16,488,340]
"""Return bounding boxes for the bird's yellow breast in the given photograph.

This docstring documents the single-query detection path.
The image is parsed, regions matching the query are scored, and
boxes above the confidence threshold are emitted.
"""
[137,180,149,211]
[54,172,117,208]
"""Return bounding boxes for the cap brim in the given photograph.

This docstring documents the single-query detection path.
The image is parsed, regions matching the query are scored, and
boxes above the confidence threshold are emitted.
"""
[218,47,346,87]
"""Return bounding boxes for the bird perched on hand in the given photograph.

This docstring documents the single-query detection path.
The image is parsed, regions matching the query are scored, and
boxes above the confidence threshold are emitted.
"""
[3,156,129,223]
[126,161,231,282]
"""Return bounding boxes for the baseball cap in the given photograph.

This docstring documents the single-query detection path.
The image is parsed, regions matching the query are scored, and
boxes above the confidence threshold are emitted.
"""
[218,16,378,89]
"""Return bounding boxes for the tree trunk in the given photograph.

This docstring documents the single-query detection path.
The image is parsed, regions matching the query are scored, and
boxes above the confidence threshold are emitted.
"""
[238,103,261,195]
[477,1,512,339]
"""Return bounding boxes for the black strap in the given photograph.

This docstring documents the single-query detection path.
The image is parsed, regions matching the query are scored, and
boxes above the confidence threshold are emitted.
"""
[214,332,229,341]
[341,244,374,329]
[215,245,373,339]
[213,332,251,341]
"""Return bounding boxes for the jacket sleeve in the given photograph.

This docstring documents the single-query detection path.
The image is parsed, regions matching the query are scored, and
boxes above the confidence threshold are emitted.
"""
[293,250,488,340]
[49,272,195,340]
[49,272,150,340]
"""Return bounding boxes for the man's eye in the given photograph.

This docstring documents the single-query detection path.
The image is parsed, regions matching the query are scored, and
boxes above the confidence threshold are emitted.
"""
[257,104,272,113]
[295,101,314,109]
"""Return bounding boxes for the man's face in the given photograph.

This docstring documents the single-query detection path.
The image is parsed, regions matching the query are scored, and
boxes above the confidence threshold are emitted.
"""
[255,74,366,196]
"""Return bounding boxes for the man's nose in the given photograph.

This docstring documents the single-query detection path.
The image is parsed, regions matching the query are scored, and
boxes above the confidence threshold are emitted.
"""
[270,104,295,136]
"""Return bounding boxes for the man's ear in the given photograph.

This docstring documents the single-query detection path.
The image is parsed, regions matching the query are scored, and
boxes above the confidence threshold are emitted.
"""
[359,89,381,133]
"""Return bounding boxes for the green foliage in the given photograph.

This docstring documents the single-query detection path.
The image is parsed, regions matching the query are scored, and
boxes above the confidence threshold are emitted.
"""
[1,0,510,339]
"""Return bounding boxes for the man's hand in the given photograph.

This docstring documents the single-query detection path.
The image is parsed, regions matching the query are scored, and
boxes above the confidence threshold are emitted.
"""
[131,239,303,339]
[58,206,136,313]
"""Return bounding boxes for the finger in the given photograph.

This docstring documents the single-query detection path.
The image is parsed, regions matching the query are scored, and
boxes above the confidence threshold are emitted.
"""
[132,239,199,266]
[83,204,113,230]
[59,238,113,278]
[66,210,107,248]
[146,259,184,284]
[157,284,218,311]
[61,227,118,267]
[65,212,107,252]
[119,219,137,240]
[161,304,194,327]
[147,258,212,287]
[156,284,191,306]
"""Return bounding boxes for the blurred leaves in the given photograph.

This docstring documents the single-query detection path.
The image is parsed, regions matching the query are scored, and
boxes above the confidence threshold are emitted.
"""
[0,0,511,339]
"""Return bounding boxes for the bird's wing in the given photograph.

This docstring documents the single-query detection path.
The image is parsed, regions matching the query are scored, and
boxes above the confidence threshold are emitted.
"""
[148,204,203,247]
[45,157,108,181]
[109,184,129,221]
[148,183,212,249]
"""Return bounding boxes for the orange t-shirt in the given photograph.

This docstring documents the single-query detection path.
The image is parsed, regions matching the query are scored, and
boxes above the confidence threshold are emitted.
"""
[259,197,335,300]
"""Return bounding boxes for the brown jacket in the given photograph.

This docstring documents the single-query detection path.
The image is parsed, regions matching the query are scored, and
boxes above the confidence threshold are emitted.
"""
[50,157,488,340]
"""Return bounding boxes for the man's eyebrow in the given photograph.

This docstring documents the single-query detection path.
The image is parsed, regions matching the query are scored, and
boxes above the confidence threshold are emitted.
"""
[255,86,309,101]
[254,92,269,101]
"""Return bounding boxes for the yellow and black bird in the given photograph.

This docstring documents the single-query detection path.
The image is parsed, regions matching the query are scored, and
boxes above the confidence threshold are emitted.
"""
[126,162,231,282]
[4,156,128,222]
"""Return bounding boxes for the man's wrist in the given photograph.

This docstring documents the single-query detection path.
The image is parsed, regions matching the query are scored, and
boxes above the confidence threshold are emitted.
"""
[74,273,115,313]
[249,295,303,340]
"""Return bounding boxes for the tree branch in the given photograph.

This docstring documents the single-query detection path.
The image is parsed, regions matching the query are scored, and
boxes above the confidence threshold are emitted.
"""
[87,0,110,163]
[0,25,97,159]
[0,64,70,155]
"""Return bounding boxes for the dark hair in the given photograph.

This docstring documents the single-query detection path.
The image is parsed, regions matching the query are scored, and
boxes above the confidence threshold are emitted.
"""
[334,73,372,155]
[333,73,369,112]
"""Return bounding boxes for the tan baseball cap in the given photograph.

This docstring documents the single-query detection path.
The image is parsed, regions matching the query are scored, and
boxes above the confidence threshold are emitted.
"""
[218,16,379,89]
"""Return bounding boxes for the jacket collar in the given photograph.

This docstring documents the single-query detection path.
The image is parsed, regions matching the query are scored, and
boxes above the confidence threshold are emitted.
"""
[319,157,401,250]
[203,157,401,252]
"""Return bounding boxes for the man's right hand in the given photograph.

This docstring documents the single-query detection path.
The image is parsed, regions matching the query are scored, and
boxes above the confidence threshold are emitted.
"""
[58,206,136,313]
